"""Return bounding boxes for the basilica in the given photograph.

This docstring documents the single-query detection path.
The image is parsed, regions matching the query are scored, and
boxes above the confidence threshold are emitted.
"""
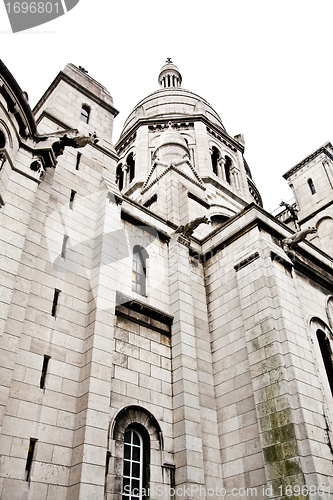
[0,58,333,500]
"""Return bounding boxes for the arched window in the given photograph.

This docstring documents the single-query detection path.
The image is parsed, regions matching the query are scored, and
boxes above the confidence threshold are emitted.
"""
[132,246,147,296]
[122,428,144,500]
[317,329,333,396]
[308,178,316,195]
[109,406,163,500]
[225,156,232,185]
[117,164,124,191]
[127,153,135,183]
[80,105,90,124]
[211,146,219,175]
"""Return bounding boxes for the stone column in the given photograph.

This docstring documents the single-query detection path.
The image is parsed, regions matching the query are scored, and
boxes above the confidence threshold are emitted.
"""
[230,166,240,190]
[169,234,206,499]
[122,164,129,190]
[218,157,225,181]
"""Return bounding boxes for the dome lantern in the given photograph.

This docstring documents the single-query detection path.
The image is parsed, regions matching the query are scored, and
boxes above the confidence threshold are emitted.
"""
[158,58,182,88]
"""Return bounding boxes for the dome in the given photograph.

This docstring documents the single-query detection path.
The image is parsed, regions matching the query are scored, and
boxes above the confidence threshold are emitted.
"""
[117,60,225,139]
[120,89,225,138]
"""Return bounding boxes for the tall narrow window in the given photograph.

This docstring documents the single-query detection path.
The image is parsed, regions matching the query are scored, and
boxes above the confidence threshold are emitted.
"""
[317,330,333,396]
[76,152,82,170]
[25,438,37,481]
[308,178,316,195]
[225,156,232,185]
[61,235,69,259]
[127,153,135,183]
[132,247,147,296]
[122,429,143,500]
[69,190,76,210]
[0,130,6,148]
[80,105,90,124]
[51,289,60,317]
[116,164,124,191]
[40,355,50,389]
[211,146,219,175]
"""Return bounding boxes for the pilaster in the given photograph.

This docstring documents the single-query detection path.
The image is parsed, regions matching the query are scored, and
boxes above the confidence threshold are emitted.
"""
[67,190,121,500]
[169,234,206,498]
[234,233,332,499]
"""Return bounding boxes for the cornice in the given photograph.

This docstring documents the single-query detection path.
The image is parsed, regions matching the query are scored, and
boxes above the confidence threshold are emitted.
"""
[115,115,243,154]
[120,196,176,236]
[200,204,333,277]
[283,142,333,179]
[206,125,243,154]
[115,291,173,335]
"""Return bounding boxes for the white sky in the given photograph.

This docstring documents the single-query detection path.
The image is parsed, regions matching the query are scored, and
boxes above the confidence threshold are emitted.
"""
[1,0,332,212]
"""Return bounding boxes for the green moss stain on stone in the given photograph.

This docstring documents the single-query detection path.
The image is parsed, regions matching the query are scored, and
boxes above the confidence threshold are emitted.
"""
[252,338,260,351]
[270,410,292,429]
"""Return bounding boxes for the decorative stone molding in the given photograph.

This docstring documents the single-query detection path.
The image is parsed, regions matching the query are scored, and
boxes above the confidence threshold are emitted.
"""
[111,405,163,446]
[148,121,194,132]
[115,291,173,335]
[117,132,136,153]
[206,126,238,152]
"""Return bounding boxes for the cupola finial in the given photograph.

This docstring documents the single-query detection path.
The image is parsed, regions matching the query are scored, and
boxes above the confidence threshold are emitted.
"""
[158,59,182,89]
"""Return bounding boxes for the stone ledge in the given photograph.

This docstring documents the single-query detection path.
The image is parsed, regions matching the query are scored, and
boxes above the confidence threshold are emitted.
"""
[115,291,173,336]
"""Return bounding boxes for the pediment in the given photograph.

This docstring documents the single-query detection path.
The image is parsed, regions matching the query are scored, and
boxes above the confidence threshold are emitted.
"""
[141,157,205,194]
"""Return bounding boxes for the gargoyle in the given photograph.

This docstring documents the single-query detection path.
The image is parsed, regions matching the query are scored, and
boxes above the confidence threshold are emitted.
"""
[174,215,210,238]
[31,131,99,171]
[58,132,99,149]
[282,227,317,253]
[279,201,299,221]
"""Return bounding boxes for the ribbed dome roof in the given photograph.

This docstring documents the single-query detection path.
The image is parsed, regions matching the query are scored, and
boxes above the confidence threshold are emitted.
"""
[120,87,225,137]
[117,60,226,139]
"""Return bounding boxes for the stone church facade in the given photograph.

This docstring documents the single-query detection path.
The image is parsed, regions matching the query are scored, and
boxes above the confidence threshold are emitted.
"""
[1,58,333,500]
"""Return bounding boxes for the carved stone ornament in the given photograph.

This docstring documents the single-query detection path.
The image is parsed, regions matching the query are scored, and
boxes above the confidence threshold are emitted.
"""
[282,227,317,253]
[174,215,210,239]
